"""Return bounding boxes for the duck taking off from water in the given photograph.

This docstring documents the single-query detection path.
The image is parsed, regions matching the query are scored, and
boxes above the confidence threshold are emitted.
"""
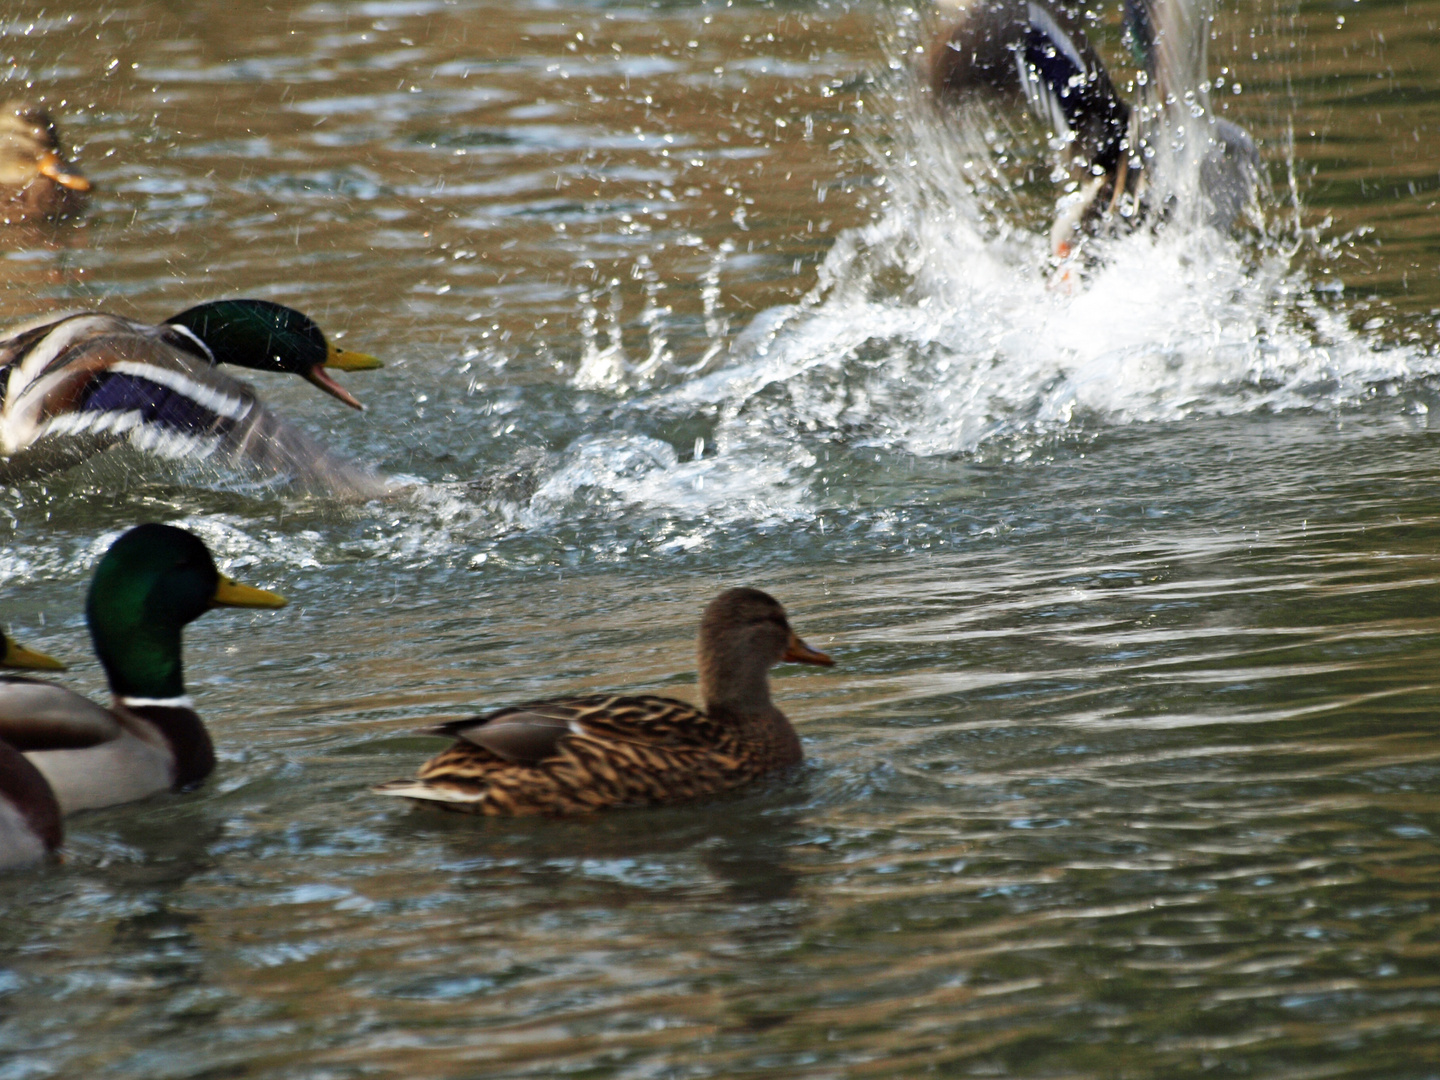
[0,632,67,870]
[929,0,1261,257]
[0,298,387,495]
[0,100,91,225]
[0,523,286,821]
[374,588,834,816]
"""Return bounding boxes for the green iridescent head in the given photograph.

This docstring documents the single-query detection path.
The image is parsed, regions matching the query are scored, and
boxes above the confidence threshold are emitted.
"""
[86,523,287,699]
[165,299,383,411]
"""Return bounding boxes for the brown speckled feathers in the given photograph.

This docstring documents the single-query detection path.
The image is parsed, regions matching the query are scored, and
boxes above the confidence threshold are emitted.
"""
[374,588,832,817]
[390,693,791,815]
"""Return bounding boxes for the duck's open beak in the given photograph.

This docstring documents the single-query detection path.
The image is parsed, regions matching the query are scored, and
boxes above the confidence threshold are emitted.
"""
[2,638,66,671]
[36,152,90,192]
[306,344,383,411]
[212,574,288,610]
[782,631,833,666]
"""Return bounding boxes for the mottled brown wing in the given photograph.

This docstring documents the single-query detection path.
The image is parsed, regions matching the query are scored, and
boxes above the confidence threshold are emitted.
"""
[382,695,761,815]
[436,694,722,758]
[412,742,515,786]
[566,694,723,746]
[422,694,616,739]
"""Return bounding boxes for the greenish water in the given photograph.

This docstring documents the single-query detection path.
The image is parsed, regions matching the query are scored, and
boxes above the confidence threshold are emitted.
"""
[2,0,1440,1075]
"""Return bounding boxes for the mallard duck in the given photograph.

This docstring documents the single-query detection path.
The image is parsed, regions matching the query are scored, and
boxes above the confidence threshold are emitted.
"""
[0,523,286,816]
[374,588,834,815]
[0,298,385,492]
[929,0,1259,256]
[0,632,67,869]
[0,100,90,225]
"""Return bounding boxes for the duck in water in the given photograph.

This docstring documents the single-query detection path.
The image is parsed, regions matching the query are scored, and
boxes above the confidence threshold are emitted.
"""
[929,0,1261,259]
[0,100,91,225]
[0,298,387,496]
[0,632,67,870]
[0,524,287,823]
[375,588,834,815]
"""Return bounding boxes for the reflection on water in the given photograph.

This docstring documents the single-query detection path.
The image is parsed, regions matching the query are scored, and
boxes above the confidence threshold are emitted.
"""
[1,0,1440,1075]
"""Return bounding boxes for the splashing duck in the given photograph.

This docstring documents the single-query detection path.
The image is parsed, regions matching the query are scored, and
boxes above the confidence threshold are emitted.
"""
[0,524,286,825]
[375,588,835,815]
[0,298,386,493]
[0,100,91,225]
[929,0,1260,261]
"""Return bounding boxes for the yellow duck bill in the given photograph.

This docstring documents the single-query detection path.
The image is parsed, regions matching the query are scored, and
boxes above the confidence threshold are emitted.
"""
[307,344,384,411]
[211,574,288,609]
[1,637,67,671]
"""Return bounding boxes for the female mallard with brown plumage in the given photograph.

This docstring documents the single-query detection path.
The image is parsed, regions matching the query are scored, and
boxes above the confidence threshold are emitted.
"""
[375,588,834,815]
[0,298,386,495]
[0,100,90,224]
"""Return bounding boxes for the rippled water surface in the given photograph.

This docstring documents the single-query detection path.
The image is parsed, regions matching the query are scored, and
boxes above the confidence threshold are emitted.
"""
[3,0,1440,1075]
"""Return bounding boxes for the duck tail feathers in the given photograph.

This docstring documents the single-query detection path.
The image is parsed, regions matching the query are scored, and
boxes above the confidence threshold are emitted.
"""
[372,779,485,805]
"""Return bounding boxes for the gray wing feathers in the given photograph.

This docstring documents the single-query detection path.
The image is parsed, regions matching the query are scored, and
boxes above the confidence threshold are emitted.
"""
[1201,118,1262,229]
[217,398,391,498]
[0,681,121,751]
[455,712,574,763]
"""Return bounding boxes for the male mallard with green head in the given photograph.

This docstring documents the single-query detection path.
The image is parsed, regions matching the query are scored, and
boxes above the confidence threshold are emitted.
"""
[0,523,286,816]
[0,298,386,494]
[375,588,834,815]
[0,100,90,225]
[0,631,67,869]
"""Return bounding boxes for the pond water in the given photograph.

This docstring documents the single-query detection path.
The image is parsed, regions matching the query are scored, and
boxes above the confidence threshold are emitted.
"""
[2,0,1440,1075]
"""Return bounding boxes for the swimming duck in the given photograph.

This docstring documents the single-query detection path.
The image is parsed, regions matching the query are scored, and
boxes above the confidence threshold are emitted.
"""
[929,0,1259,256]
[0,298,385,492]
[374,588,834,815]
[0,100,91,224]
[0,632,67,869]
[0,523,286,816]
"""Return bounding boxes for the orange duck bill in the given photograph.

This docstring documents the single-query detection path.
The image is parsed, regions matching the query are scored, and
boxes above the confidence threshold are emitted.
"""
[37,152,90,192]
[782,632,833,666]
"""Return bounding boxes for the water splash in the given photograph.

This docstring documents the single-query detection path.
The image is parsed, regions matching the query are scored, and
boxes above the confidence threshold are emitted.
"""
[538,16,1429,538]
